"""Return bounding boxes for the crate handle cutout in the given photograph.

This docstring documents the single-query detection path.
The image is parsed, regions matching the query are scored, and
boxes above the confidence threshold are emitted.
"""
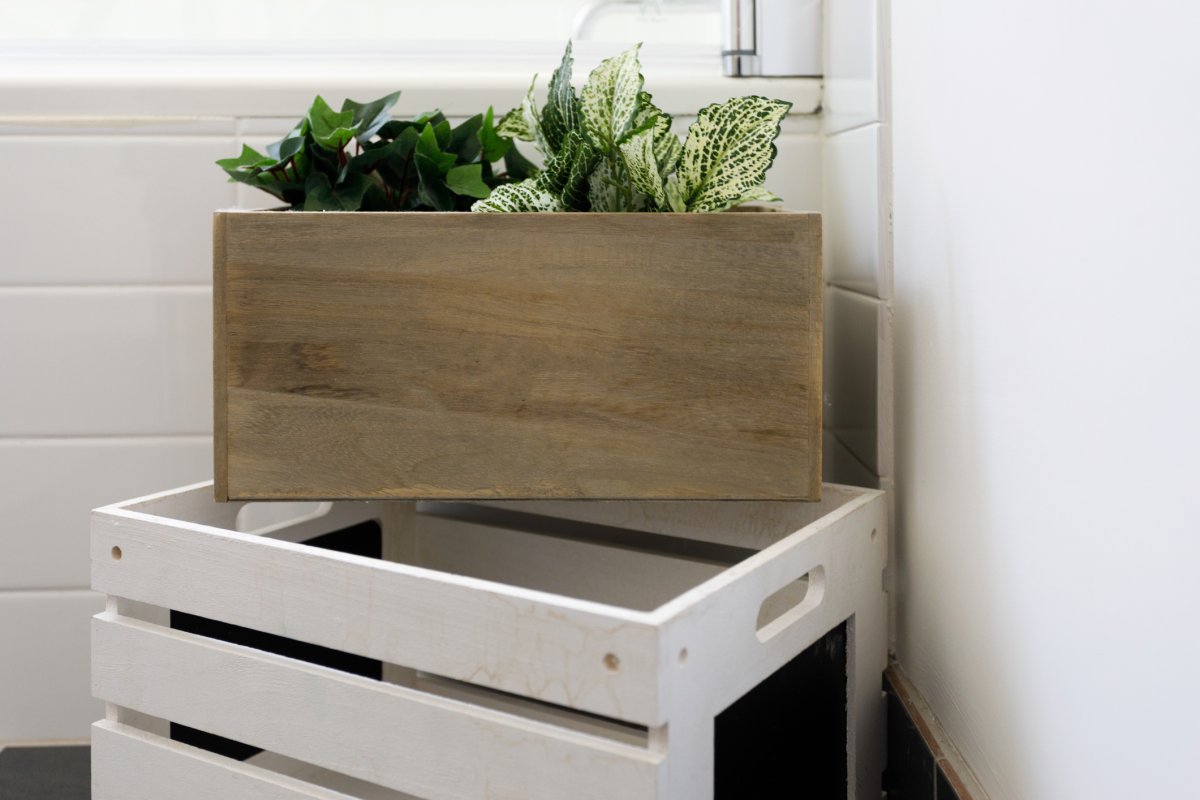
[235,502,333,535]
[755,566,826,643]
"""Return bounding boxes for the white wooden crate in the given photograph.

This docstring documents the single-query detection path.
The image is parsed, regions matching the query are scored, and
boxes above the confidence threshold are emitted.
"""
[90,483,887,800]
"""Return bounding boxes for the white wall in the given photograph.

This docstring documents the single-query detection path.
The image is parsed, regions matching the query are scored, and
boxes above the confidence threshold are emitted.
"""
[892,3,1200,798]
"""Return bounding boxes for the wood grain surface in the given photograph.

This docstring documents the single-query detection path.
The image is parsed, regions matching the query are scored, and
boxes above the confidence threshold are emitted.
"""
[214,210,822,500]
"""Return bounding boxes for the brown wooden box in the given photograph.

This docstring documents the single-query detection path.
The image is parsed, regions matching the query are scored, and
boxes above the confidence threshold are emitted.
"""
[214,209,822,501]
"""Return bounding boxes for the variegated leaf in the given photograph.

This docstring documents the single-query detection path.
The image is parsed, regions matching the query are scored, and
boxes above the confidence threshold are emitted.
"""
[520,76,552,156]
[653,131,682,179]
[537,130,598,211]
[588,155,648,212]
[631,91,680,182]
[677,96,791,212]
[728,185,783,207]
[542,41,581,152]
[579,44,644,151]
[618,128,666,210]
[664,174,688,213]
[496,107,532,141]
[631,91,670,139]
[471,179,562,212]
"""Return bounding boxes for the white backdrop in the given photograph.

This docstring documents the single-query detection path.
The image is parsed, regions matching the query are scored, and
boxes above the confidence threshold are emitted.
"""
[892,2,1200,798]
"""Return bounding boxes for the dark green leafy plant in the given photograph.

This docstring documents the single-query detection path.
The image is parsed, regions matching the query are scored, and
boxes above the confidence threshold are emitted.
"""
[217,93,535,211]
[474,43,791,213]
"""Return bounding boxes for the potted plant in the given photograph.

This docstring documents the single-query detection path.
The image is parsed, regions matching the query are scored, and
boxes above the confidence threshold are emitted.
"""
[213,44,822,502]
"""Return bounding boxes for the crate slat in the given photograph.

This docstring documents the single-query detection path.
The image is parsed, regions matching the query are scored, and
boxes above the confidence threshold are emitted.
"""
[92,505,662,724]
[93,614,663,800]
[91,720,357,800]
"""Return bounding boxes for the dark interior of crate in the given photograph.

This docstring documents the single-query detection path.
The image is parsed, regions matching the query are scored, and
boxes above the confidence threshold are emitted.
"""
[170,511,848,798]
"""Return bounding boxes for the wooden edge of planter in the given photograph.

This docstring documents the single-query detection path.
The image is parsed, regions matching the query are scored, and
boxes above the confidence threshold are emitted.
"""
[213,212,229,502]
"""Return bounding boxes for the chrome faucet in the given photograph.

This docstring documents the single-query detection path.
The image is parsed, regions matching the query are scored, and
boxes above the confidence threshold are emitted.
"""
[723,0,822,77]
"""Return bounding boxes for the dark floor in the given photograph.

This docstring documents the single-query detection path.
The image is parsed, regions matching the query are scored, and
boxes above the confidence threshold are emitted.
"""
[0,746,90,800]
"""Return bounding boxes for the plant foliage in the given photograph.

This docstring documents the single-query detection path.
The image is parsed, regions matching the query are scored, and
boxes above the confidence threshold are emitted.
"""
[217,93,533,211]
[474,42,790,213]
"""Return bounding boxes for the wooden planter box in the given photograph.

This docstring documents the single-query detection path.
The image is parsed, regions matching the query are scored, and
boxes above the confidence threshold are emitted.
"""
[214,210,822,501]
[91,482,886,800]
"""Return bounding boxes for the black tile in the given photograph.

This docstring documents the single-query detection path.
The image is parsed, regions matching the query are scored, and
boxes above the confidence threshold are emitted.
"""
[936,764,960,800]
[0,746,90,800]
[883,690,935,800]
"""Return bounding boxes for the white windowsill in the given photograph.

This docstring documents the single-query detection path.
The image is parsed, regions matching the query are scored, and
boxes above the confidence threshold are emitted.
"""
[0,45,822,120]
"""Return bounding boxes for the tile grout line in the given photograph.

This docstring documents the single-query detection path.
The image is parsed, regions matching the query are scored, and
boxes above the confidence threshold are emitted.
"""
[0,434,211,443]
[0,284,211,293]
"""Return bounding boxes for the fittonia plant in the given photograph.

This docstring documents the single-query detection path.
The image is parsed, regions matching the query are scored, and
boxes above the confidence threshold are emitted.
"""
[473,42,791,213]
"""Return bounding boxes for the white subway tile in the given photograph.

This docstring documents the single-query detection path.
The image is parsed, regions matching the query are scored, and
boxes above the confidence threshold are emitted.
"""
[0,590,105,743]
[824,0,882,133]
[0,119,237,136]
[0,438,212,590]
[823,123,885,296]
[0,136,236,285]
[766,134,822,213]
[825,286,878,474]
[0,288,212,436]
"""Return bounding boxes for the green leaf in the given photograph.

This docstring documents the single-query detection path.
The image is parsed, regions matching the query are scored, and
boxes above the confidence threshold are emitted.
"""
[579,43,643,151]
[216,144,275,178]
[503,144,539,181]
[472,179,562,212]
[541,41,581,152]
[478,106,511,163]
[266,119,308,162]
[618,128,666,209]
[448,113,484,162]
[416,123,457,174]
[341,90,401,141]
[496,106,533,141]
[677,96,791,212]
[302,171,372,212]
[433,119,452,149]
[446,163,492,199]
[307,95,360,152]
[415,153,455,210]
[346,136,404,174]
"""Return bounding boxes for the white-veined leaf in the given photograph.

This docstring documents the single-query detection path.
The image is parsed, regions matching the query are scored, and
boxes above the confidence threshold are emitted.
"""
[520,76,552,156]
[678,96,791,212]
[728,185,782,206]
[542,41,581,152]
[579,44,644,151]
[538,130,598,211]
[587,156,648,212]
[496,107,532,141]
[618,128,666,210]
[471,179,562,212]
[653,131,682,179]
[664,174,688,212]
